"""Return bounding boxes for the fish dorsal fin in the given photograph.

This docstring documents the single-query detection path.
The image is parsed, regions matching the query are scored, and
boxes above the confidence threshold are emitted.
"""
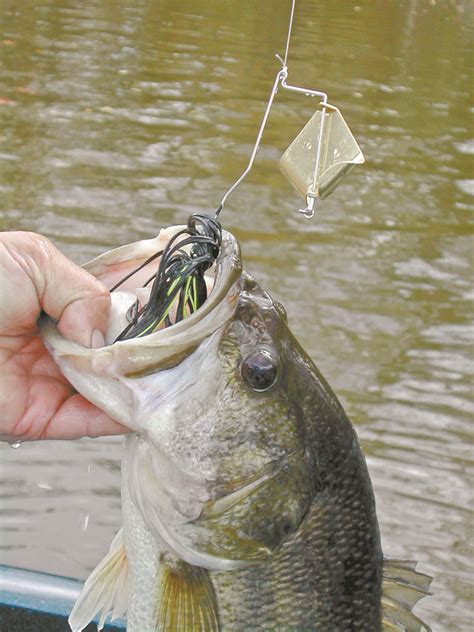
[156,559,220,631]
[381,558,433,632]
[69,528,128,632]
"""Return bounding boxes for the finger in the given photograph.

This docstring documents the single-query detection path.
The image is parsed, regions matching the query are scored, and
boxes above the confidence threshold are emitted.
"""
[35,237,111,347]
[39,394,130,440]
[2,232,110,347]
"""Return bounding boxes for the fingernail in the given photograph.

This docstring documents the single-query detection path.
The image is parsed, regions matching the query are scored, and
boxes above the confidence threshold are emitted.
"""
[91,329,105,348]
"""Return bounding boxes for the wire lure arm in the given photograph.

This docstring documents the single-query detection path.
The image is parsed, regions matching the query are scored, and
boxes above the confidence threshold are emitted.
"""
[216,66,287,217]
[216,0,296,216]
[216,60,330,219]
[216,0,328,219]
[216,0,364,220]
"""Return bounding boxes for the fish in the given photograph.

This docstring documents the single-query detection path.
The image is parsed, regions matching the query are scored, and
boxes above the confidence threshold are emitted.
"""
[40,225,432,632]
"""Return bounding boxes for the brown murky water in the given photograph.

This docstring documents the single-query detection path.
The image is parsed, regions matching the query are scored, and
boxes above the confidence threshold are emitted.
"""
[0,1,472,629]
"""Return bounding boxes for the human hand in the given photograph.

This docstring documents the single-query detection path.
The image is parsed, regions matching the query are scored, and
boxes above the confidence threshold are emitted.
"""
[0,231,129,441]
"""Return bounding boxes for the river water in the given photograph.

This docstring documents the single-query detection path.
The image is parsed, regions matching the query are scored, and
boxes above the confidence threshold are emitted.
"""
[0,1,472,629]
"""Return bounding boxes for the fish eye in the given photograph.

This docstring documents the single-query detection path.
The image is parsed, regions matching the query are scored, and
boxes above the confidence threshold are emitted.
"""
[240,350,280,392]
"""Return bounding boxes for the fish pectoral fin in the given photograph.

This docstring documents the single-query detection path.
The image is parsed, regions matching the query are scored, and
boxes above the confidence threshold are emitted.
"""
[69,528,128,632]
[156,559,220,631]
[381,558,433,632]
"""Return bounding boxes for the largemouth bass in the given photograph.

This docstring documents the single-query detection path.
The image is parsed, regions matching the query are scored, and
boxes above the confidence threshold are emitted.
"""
[41,226,431,631]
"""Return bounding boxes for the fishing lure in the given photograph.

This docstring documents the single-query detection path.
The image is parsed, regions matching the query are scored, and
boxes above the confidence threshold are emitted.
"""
[112,214,221,341]
[111,0,364,333]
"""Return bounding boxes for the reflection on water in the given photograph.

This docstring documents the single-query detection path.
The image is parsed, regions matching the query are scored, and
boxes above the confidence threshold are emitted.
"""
[0,1,472,629]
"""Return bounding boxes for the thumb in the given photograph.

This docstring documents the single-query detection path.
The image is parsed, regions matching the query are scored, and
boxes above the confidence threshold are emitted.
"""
[40,239,110,347]
[16,232,111,347]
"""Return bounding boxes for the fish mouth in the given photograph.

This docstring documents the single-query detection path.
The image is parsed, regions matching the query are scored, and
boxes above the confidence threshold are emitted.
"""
[39,226,243,433]
[89,227,242,343]
[40,227,243,378]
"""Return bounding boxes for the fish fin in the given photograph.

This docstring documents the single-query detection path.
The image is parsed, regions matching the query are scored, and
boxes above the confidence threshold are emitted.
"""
[155,559,220,631]
[381,558,433,632]
[69,528,128,632]
[381,618,406,632]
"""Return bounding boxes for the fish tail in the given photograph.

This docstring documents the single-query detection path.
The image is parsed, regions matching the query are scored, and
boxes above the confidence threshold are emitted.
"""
[381,558,433,632]
[69,528,128,632]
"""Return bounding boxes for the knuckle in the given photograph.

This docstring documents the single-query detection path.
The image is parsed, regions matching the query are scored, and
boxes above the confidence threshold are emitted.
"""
[26,232,56,263]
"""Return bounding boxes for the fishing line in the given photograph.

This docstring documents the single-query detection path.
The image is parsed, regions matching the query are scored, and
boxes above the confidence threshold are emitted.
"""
[109,249,164,292]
